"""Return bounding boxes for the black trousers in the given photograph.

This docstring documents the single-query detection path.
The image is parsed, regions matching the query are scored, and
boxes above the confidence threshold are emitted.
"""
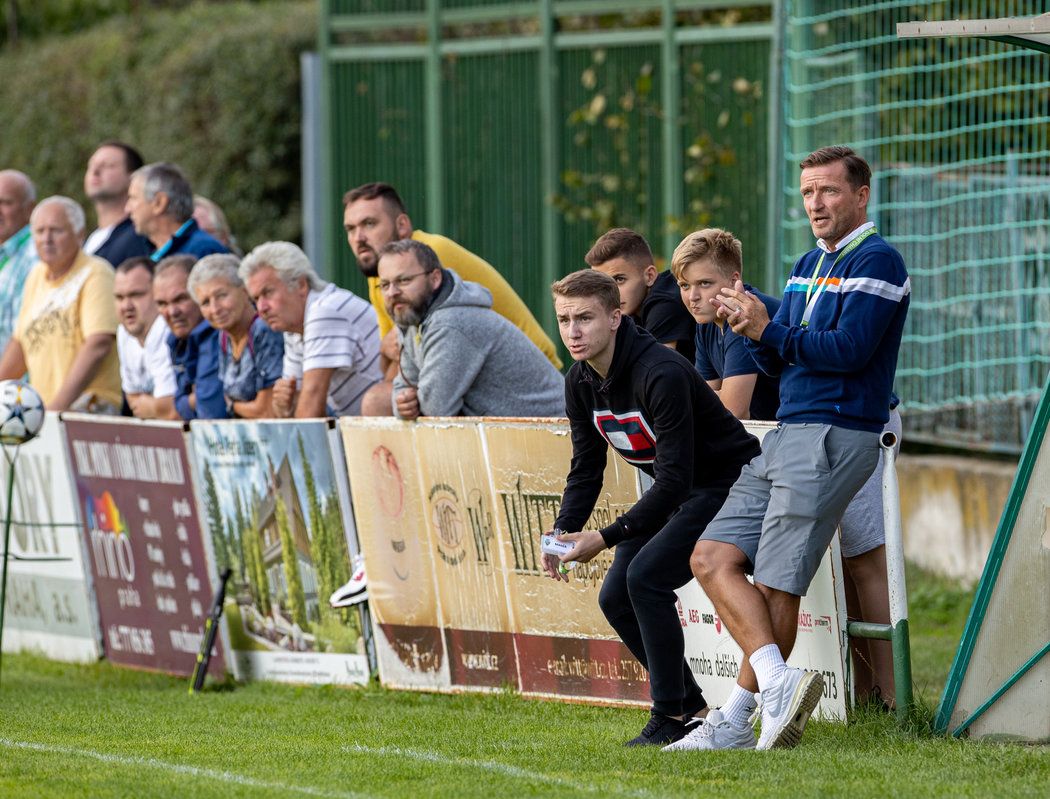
[597,487,731,717]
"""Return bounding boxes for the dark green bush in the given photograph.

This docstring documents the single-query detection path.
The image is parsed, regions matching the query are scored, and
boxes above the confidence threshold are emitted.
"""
[0,0,316,248]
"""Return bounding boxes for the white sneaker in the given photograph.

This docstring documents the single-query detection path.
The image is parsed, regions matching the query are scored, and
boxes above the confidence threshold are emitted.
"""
[755,668,824,750]
[662,710,757,752]
[329,556,367,608]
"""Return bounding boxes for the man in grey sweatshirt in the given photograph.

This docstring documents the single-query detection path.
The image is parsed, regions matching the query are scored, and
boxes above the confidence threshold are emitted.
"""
[378,238,564,419]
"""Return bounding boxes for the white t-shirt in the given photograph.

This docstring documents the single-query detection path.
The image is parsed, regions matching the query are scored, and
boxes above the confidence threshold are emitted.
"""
[117,315,177,397]
[84,225,116,256]
[282,283,381,416]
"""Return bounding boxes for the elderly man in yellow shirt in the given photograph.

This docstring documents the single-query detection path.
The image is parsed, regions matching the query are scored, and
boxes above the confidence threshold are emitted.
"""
[342,182,561,415]
[0,196,121,412]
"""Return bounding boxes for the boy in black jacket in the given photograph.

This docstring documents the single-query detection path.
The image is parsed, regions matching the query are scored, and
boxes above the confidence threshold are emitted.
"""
[545,269,759,747]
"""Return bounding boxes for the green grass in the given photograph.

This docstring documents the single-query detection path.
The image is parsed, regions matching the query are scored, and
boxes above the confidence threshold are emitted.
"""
[0,567,1045,799]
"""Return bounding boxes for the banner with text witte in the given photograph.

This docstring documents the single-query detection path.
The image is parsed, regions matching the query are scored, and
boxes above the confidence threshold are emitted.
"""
[1,413,100,662]
[341,417,847,715]
[63,416,226,677]
[481,420,649,704]
[190,420,368,686]
[340,419,448,691]
[414,421,514,689]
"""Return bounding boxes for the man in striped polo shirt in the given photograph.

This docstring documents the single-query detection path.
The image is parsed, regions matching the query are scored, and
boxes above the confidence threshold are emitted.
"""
[241,241,381,417]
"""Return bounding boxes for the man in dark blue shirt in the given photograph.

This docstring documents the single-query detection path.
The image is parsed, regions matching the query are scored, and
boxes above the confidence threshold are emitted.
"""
[125,162,228,263]
[153,255,227,420]
[586,228,696,363]
[671,227,780,421]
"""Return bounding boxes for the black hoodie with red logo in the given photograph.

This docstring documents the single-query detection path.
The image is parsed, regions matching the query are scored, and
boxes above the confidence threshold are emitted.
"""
[555,316,760,546]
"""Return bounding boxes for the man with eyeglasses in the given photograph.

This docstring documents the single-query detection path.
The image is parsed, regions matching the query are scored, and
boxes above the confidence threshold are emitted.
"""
[377,239,563,420]
[241,241,381,417]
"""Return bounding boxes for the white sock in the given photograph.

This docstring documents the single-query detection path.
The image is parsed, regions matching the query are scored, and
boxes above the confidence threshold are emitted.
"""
[749,643,787,692]
[721,684,758,727]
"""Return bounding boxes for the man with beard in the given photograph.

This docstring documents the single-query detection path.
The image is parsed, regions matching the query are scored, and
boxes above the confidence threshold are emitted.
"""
[377,239,563,420]
[342,182,560,414]
[113,256,178,419]
[83,141,152,267]
[241,241,381,417]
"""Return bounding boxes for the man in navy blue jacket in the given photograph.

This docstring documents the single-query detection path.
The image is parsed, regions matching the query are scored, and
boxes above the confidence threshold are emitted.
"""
[125,162,228,263]
[152,255,227,420]
[685,146,910,752]
[546,269,759,748]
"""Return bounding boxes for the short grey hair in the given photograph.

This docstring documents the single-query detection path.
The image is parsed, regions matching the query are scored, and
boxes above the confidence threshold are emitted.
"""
[154,254,197,281]
[239,241,325,291]
[132,162,194,223]
[0,170,36,204]
[188,254,243,300]
[30,195,86,234]
[378,238,441,273]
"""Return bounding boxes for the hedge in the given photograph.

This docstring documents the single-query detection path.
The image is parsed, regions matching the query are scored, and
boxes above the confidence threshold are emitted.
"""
[0,0,316,249]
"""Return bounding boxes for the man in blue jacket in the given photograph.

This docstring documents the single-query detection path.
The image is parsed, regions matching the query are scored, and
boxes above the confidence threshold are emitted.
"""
[125,162,228,263]
[153,255,227,420]
[683,146,910,752]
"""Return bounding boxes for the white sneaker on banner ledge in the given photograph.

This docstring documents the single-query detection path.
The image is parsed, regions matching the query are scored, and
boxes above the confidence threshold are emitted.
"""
[329,555,368,608]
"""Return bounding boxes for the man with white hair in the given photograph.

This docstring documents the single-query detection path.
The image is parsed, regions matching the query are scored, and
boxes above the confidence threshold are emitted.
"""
[0,169,38,347]
[125,162,228,262]
[241,241,381,417]
[0,196,121,412]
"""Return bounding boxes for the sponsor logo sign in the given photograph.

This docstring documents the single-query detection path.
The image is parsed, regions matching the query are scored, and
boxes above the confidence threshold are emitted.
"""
[64,418,223,676]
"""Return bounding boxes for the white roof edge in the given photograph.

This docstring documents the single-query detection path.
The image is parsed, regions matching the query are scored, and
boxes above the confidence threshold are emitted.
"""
[897,14,1050,39]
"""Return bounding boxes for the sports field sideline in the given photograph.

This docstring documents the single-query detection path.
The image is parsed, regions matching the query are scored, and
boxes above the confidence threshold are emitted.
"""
[1,567,1045,799]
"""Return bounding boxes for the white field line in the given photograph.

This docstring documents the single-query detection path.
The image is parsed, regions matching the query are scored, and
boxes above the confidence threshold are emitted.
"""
[0,737,368,799]
[344,744,655,798]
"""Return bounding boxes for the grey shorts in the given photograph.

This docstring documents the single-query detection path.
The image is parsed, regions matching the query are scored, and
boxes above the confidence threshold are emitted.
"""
[703,423,880,596]
[839,409,903,558]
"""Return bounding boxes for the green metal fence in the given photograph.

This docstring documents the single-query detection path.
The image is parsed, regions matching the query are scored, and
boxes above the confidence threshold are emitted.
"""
[319,1,775,349]
[779,0,1050,453]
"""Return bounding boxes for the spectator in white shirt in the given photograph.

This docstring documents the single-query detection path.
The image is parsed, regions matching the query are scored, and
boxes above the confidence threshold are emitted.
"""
[241,241,381,417]
[113,256,178,419]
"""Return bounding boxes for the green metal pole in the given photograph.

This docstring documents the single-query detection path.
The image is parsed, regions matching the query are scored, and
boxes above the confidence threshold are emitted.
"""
[425,0,445,232]
[318,0,334,281]
[538,0,560,337]
[765,0,786,294]
[660,0,682,262]
[0,450,18,688]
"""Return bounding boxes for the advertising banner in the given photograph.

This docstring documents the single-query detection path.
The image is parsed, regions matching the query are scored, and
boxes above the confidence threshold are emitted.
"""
[1,413,100,662]
[341,416,848,715]
[339,419,448,691]
[190,420,368,685]
[481,420,649,704]
[63,417,225,677]
[414,421,513,689]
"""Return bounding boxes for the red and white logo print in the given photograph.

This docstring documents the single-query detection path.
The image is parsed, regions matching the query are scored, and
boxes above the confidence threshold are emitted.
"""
[592,409,657,465]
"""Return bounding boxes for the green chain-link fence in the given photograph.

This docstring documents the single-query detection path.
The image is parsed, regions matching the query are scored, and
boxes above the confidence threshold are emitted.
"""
[779,0,1050,453]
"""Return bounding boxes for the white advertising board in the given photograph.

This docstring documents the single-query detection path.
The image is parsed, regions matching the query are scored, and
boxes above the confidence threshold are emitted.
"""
[1,413,100,662]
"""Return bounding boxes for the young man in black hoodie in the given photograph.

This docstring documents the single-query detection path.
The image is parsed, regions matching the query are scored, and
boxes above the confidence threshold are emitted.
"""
[545,269,760,747]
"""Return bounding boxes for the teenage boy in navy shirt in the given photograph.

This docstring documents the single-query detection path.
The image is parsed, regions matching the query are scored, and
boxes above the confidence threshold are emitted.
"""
[672,228,780,421]
[586,228,696,363]
[683,146,909,752]
[544,269,759,747]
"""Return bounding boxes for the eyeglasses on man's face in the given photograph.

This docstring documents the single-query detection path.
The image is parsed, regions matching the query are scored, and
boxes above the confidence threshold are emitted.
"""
[378,271,430,293]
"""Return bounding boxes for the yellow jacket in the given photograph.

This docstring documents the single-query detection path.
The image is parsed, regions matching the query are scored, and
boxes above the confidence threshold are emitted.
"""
[368,229,562,370]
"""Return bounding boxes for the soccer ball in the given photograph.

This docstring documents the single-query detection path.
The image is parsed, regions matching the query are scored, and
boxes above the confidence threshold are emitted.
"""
[0,380,45,446]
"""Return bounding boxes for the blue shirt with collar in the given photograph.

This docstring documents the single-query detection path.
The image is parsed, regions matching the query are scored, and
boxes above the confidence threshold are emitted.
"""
[167,319,228,420]
[150,219,228,263]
